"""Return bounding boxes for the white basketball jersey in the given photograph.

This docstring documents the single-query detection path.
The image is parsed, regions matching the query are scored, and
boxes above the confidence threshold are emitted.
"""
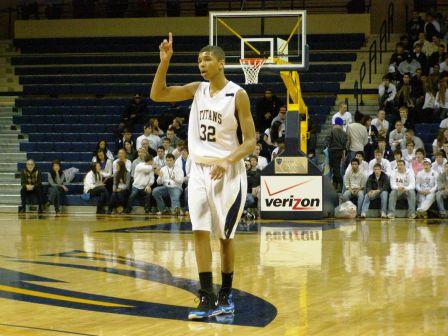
[188,81,242,164]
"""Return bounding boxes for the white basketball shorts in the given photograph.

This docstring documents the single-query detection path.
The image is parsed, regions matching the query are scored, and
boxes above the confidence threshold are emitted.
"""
[188,160,247,239]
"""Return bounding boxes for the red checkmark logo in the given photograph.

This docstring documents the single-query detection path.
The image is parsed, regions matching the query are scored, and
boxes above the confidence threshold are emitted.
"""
[264,179,312,196]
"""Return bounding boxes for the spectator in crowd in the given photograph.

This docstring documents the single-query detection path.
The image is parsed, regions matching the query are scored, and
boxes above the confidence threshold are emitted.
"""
[152,153,184,215]
[344,151,369,179]
[170,117,187,139]
[362,115,378,161]
[47,160,68,215]
[429,44,446,70]
[307,116,318,162]
[432,151,447,175]
[439,55,448,73]
[271,138,285,161]
[342,158,366,217]
[162,138,174,155]
[379,75,397,114]
[115,128,135,154]
[255,89,281,131]
[19,159,44,213]
[149,117,164,137]
[390,149,410,171]
[432,128,448,157]
[422,77,438,122]
[163,127,180,148]
[107,160,131,215]
[415,158,438,218]
[371,110,389,139]
[368,149,392,176]
[400,129,424,150]
[361,163,390,218]
[408,11,425,43]
[113,148,132,174]
[131,147,146,178]
[245,155,261,218]
[398,55,421,76]
[253,143,268,170]
[389,120,407,151]
[411,69,426,107]
[171,139,185,159]
[136,123,161,152]
[325,117,347,192]
[397,106,414,131]
[124,140,137,161]
[377,137,394,161]
[346,112,369,168]
[436,162,448,218]
[403,140,417,164]
[121,94,148,130]
[153,146,167,172]
[175,146,191,215]
[435,78,448,120]
[84,162,109,214]
[140,138,155,157]
[411,148,426,175]
[271,105,287,131]
[94,149,113,190]
[390,43,408,70]
[425,12,441,41]
[413,42,428,74]
[93,140,114,161]
[441,115,448,129]
[415,32,431,56]
[396,74,417,116]
[264,120,283,147]
[400,34,412,53]
[388,160,416,219]
[125,153,154,214]
[331,102,352,132]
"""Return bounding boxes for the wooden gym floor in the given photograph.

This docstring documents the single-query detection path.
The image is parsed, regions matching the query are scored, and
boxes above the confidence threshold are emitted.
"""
[0,213,446,336]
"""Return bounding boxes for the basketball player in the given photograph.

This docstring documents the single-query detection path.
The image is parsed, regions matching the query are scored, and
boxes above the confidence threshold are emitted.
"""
[150,33,256,319]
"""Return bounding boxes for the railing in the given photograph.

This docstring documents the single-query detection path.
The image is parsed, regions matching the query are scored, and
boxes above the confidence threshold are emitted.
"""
[379,20,387,63]
[368,39,377,84]
[359,62,366,106]
[387,2,394,41]
[353,80,359,113]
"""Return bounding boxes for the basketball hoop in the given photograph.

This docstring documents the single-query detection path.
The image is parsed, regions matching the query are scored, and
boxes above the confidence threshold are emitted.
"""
[239,58,265,85]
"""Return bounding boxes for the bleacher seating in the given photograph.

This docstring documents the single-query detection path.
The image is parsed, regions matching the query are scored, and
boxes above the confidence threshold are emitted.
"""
[13,34,364,206]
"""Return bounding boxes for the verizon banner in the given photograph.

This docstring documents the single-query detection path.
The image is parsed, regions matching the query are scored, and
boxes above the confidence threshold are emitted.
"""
[260,176,323,212]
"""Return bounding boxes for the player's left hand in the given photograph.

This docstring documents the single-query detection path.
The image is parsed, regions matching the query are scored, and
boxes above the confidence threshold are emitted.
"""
[210,158,231,180]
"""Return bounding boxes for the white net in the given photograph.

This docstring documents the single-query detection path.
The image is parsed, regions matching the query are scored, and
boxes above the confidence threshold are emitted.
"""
[239,58,265,84]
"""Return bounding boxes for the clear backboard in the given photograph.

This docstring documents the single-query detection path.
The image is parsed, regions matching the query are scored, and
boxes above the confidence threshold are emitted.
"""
[209,10,308,72]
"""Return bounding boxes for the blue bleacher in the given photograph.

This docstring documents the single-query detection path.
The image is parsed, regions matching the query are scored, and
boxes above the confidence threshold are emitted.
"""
[14,33,360,204]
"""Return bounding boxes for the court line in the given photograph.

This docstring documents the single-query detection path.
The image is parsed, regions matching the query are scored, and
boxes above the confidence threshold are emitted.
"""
[0,323,97,336]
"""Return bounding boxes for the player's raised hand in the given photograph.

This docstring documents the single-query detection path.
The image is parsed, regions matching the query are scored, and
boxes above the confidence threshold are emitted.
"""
[159,32,173,62]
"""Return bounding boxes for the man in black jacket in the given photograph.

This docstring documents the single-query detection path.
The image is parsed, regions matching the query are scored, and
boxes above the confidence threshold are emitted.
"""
[325,117,347,192]
[19,159,44,213]
[121,94,149,131]
[360,163,391,218]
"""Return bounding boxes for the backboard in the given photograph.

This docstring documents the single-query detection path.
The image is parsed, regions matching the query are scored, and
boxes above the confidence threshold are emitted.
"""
[209,10,308,71]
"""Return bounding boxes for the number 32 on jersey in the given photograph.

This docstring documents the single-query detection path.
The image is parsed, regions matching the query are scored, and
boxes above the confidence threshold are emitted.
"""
[200,124,216,142]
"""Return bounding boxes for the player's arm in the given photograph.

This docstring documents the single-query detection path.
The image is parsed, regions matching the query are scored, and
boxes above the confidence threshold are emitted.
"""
[150,32,200,102]
[210,89,256,180]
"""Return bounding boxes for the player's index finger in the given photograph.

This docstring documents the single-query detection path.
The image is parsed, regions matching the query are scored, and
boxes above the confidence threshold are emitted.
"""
[168,32,173,44]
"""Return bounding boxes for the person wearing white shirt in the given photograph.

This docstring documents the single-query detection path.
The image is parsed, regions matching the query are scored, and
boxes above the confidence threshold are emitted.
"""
[400,129,424,151]
[331,101,352,132]
[152,154,184,215]
[378,76,396,112]
[432,152,447,175]
[389,120,406,151]
[436,162,448,218]
[83,162,109,214]
[342,158,366,216]
[368,149,392,176]
[344,151,369,179]
[440,117,448,129]
[136,124,161,151]
[94,149,113,179]
[153,146,166,172]
[253,143,268,170]
[125,153,155,214]
[440,57,448,73]
[388,160,416,219]
[175,147,191,213]
[112,149,131,175]
[371,110,389,137]
[416,159,438,217]
[131,148,146,178]
[390,149,410,171]
[435,83,448,118]
[402,141,416,164]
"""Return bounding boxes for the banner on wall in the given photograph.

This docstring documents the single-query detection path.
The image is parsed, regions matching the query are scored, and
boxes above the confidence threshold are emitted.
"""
[260,176,323,212]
